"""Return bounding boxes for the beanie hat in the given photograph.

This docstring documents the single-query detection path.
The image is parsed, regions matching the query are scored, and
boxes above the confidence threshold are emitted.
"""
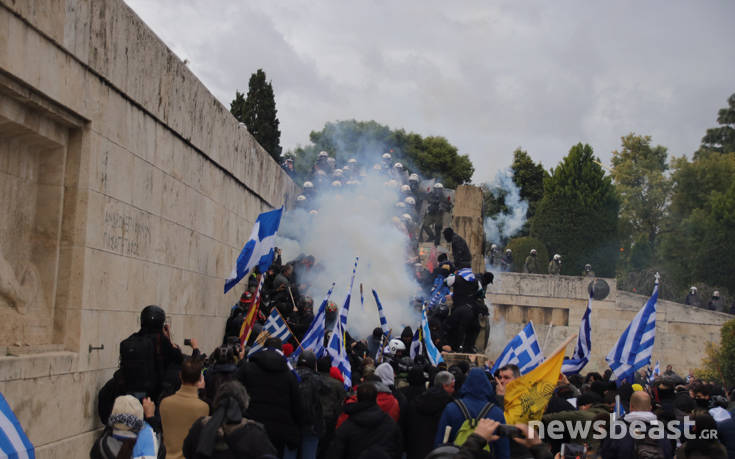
[282,343,294,357]
[108,395,144,438]
[375,363,395,387]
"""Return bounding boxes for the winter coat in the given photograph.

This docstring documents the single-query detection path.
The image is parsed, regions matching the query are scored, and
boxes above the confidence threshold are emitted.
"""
[182,416,277,459]
[548,260,561,275]
[337,382,401,427]
[403,386,454,459]
[160,385,210,459]
[90,423,161,459]
[450,234,472,269]
[294,367,326,437]
[434,368,510,459]
[327,402,403,459]
[236,349,302,450]
[599,411,674,459]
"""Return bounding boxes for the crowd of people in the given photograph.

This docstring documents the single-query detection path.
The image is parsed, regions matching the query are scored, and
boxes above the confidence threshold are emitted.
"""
[93,246,735,459]
[89,151,735,458]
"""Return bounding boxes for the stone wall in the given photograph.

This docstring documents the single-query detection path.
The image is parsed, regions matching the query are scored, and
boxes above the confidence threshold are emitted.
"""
[0,0,296,456]
[451,184,484,273]
[486,272,730,374]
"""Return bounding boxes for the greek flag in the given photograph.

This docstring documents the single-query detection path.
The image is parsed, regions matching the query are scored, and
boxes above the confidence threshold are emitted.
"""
[371,289,391,336]
[224,207,283,293]
[326,318,352,390]
[248,308,292,357]
[456,268,476,282]
[292,283,335,359]
[421,304,444,365]
[427,275,450,310]
[337,258,359,332]
[0,393,34,459]
[561,296,592,375]
[649,360,661,383]
[606,279,659,383]
[490,321,543,375]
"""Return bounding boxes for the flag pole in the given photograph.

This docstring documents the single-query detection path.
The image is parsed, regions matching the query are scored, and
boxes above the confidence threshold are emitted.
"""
[542,322,554,353]
[287,286,299,312]
[273,305,305,354]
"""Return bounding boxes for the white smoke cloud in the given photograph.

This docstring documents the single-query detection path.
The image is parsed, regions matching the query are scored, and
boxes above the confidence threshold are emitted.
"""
[483,168,529,247]
[276,149,421,339]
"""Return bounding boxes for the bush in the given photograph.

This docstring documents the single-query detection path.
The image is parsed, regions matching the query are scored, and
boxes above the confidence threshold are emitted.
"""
[696,319,735,387]
[506,236,549,273]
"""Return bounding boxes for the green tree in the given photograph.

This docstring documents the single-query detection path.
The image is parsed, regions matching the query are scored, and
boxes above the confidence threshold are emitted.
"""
[610,134,671,269]
[658,151,735,290]
[511,148,547,219]
[230,69,282,162]
[530,143,619,277]
[700,93,735,155]
[506,236,548,273]
[289,120,474,187]
[697,319,735,387]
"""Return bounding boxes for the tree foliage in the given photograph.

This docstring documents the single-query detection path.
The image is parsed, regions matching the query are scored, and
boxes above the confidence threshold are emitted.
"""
[530,143,619,277]
[511,148,547,219]
[506,236,549,273]
[700,93,735,155]
[696,319,735,387]
[289,120,474,188]
[231,69,282,162]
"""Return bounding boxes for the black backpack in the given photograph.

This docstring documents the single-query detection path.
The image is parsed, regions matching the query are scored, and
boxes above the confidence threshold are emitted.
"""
[632,426,665,459]
[224,308,245,343]
[119,332,159,397]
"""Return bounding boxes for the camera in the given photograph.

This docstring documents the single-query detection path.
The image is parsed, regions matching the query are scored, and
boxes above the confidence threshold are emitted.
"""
[560,443,586,458]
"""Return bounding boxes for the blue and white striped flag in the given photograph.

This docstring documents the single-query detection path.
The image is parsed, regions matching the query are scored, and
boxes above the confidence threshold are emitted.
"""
[490,321,544,375]
[248,308,292,357]
[292,283,335,359]
[456,268,476,282]
[371,289,391,336]
[325,259,358,388]
[0,393,34,459]
[421,304,444,366]
[649,360,661,383]
[562,296,592,375]
[606,278,659,383]
[224,207,283,293]
[337,258,359,332]
[427,275,450,310]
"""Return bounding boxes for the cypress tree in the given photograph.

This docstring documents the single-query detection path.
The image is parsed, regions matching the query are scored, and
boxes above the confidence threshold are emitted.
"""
[230,69,282,162]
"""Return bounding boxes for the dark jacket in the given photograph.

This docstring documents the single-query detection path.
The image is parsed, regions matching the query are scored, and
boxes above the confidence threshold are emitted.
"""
[328,402,403,459]
[236,349,302,450]
[182,417,278,459]
[599,412,674,459]
[450,234,472,269]
[294,366,326,437]
[318,370,348,428]
[434,368,510,459]
[403,386,454,459]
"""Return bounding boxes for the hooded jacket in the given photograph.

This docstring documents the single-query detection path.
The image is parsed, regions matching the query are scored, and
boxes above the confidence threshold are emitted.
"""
[403,386,454,459]
[337,382,400,427]
[236,349,302,450]
[433,368,510,459]
[328,402,402,459]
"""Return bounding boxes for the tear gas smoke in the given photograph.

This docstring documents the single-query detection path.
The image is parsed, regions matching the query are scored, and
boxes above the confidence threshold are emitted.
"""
[276,148,422,339]
[483,169,529,251]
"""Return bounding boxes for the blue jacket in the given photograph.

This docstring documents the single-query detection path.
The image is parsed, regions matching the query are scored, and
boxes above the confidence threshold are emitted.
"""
[434,368,510,459]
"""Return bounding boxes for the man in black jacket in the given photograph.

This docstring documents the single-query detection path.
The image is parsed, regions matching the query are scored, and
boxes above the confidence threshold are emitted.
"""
[443,228,472,269]
[403,371,455,459]
[328,383,402,459]
[236,338,302,458]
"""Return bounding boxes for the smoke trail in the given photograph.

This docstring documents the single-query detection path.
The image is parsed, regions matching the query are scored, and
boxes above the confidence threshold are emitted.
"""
[483,169,528,247]
[276,140,421,339]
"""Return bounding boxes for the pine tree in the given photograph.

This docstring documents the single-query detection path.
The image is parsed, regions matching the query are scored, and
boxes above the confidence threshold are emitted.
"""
[230,69,282,162]
[510,148,547,219]
[530,143,619,277]
[701,93,735,155]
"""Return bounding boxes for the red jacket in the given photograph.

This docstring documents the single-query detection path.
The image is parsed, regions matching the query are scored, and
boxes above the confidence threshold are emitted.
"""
[336,390,400,428]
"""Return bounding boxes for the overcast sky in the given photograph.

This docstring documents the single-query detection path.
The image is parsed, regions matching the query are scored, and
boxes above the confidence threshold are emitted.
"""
[125,1,735,183]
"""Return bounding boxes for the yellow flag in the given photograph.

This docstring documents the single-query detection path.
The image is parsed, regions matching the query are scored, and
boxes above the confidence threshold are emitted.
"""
[503,335,575,425]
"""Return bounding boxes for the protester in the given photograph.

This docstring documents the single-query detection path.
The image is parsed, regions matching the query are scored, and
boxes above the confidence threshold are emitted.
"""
[91,395,160,459]
[160,357,209,459]
[442,227,472,269]
[599,391,673,458]
[403,371,455,459]
[434,368,510,458]
[182,381,277,458]
[236,337,302,458]
[327,383,402,459]
[293,351,325,459]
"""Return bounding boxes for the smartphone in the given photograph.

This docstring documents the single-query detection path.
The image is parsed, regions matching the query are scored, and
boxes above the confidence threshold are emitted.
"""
[495,424,523,439]
[560,443,586,458]
[184,338,192,347]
